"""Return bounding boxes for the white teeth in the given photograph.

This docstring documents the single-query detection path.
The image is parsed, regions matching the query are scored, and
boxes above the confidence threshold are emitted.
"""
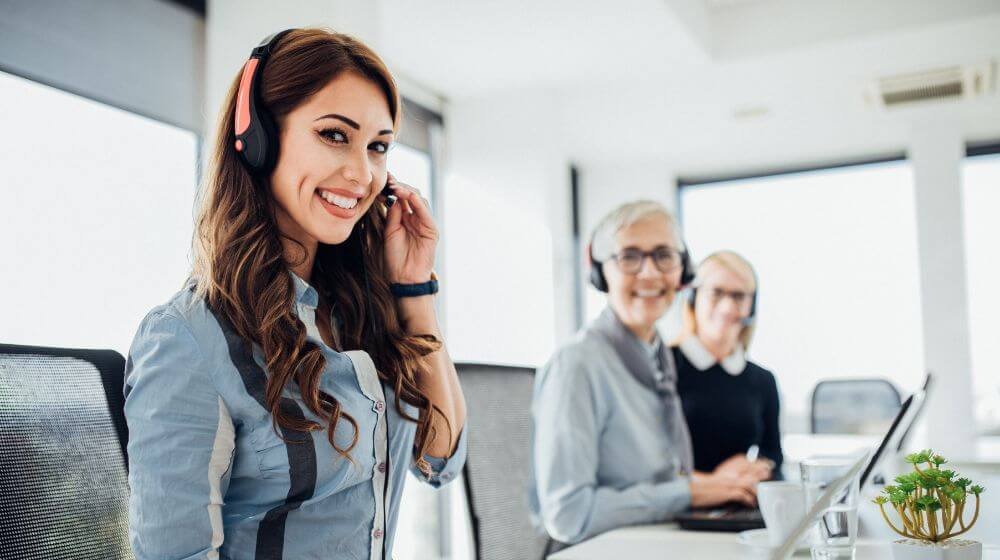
[635,289,664,298]
[320,191,358,209]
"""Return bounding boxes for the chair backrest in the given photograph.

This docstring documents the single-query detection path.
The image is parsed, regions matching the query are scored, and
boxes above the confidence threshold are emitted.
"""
[456,362,548,560]
[0,343,133,560]
[810,378,902,434]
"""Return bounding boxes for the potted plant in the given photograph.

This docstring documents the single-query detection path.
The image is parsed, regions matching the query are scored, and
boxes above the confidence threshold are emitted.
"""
[873,449,986,560]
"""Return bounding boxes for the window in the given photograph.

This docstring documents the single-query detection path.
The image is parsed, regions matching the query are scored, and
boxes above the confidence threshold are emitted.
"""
[679,160,925,433]
[389,143,434,209]
[962,152,1000,436]
[0,70,198,354]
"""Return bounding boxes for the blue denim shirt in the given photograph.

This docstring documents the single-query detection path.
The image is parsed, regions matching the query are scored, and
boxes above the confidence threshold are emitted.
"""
[124,276,466,560]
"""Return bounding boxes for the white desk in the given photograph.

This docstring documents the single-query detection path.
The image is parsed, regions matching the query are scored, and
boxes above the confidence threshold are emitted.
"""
[549,450,1000,559]
[549,524,1000,559]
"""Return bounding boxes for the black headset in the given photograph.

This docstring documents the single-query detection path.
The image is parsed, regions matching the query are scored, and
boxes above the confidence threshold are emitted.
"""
[588,241,695,293]
[233,29,295,175]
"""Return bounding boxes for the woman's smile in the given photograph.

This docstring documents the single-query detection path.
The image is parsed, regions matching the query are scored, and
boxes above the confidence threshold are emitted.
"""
[314,187,364,219]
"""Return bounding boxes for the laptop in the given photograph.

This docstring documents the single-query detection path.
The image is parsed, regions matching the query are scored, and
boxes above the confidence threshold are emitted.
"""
[675,376,928,532]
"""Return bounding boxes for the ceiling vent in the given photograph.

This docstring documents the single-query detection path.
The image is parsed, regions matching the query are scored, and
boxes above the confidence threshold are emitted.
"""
[865,61,996,109]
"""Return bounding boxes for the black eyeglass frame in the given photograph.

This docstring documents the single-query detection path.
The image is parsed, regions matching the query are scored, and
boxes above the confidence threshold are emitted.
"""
[607,246,684,275]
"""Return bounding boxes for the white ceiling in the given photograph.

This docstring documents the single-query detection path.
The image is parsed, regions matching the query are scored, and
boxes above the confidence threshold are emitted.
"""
[378,0,1000,98]
[378,0,709,97]
[374,0,1000,172]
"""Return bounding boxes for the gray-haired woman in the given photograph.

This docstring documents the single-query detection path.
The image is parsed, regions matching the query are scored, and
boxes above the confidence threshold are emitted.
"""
[528,201,758,549]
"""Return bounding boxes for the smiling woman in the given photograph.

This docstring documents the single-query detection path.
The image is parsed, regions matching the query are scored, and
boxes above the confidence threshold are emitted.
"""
[529,201,761,551]
[123,28,466,560]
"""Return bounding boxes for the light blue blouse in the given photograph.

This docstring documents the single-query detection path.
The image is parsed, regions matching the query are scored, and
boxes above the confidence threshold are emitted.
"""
[124,276,466,560]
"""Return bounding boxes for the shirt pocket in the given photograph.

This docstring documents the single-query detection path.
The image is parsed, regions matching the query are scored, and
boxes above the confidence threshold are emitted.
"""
[249,424,290,479]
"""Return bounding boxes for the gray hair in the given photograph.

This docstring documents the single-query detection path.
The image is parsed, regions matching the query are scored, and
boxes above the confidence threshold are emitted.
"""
[590,200,683,261]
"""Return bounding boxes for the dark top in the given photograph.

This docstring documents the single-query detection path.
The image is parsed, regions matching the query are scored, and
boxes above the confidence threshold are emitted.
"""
[672,346,783,477]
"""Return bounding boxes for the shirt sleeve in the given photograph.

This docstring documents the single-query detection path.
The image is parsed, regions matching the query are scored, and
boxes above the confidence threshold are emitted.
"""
[124,310,236,560]
[760,370,784,479]
[412,426,468,488]
[531,350,691,545]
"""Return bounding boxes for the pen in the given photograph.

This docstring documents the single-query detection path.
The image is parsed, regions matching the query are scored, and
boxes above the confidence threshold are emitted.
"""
[746,444,760,463]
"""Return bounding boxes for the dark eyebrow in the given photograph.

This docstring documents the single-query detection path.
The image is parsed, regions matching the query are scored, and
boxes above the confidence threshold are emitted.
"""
[315,113,359,129]
[315,113,393,136]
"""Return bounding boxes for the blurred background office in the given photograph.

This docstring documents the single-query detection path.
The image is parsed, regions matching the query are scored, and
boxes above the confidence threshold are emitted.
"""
[1,1,999,559]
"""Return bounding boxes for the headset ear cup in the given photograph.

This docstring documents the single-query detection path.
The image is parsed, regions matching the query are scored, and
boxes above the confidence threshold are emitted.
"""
[256,108,279,173]
[240,65,280,174]
[234,29,292,175]
[589,262,609,293]
[680,250,695,286]
[686,287,697,307]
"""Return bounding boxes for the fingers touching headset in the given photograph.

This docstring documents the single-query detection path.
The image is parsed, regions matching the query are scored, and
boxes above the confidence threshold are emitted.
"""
[386,173,431,215]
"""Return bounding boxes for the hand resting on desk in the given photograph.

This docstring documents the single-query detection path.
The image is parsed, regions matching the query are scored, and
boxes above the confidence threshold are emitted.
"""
[689,470,758,508]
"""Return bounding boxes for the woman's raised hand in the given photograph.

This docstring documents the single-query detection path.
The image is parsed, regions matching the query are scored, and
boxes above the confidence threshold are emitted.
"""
[383,173,437,284]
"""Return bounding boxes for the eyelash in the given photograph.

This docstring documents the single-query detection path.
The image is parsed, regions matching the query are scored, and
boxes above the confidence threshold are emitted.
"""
[318,128,390,154]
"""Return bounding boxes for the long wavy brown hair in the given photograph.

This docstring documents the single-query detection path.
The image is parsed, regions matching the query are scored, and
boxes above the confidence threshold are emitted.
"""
[193,28,443,473]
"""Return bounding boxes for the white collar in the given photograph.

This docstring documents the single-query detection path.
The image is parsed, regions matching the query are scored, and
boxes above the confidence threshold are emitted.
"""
[678,336,747,376]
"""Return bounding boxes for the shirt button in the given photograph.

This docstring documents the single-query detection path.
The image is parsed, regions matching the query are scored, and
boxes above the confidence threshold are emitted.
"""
[377,462,387,473]
[374,401,385,413]
[373,528,384,539]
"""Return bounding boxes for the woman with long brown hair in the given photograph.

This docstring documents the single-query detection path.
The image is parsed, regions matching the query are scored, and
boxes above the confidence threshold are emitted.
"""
[123,28,466,559]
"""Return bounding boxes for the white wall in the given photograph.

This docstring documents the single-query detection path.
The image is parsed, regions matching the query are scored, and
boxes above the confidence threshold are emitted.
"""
[441,91,571,366]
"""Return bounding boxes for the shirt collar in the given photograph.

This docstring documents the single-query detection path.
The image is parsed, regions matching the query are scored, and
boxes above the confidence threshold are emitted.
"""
[290,273,319,310]
[646,333,663,359]
[678,335,747,376]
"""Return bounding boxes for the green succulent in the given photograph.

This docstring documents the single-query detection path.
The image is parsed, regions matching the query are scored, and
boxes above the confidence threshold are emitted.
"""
[874,449,986,543]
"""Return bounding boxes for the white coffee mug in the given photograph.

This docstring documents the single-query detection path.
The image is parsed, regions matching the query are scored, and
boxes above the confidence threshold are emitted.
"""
[757,481,806,546]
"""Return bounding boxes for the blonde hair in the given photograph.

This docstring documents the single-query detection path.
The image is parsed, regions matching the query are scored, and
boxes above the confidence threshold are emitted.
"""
[681,250,758,349]
[590,200,683,261]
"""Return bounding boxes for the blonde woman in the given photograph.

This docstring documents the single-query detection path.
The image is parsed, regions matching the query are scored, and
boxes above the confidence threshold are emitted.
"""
[674,251,782,481]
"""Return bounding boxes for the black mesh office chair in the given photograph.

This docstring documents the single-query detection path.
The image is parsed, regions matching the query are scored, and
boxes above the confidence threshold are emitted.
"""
[0,343,133,560]
[811,378,902,434]
[457,363,548,560]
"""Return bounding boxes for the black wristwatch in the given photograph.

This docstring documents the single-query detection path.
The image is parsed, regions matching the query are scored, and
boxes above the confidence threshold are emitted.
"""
[390,273,439,298]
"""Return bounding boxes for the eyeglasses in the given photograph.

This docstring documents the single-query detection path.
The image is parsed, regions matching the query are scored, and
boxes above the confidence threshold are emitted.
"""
[704,287,754,306]
[608,247,683,274]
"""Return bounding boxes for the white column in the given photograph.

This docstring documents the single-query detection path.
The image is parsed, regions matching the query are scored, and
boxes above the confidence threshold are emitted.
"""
[909,120,977,459]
